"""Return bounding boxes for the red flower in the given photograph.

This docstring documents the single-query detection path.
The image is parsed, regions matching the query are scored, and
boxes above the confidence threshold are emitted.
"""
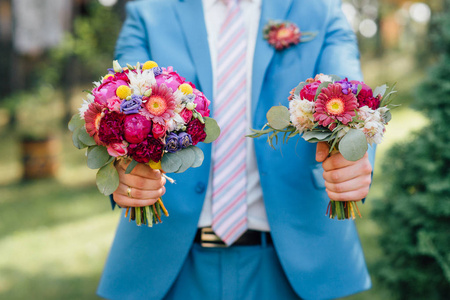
[123,114,151,144]
[264,22,301,50]
[186,119,207,145]
[351,81,380,110]
[300,81,321,101]
[152,122,167,139]
[114,70,130,83]
[313,84,358,130]
[180,108,193,123]
[98,111,125,144]
[128,135,164,163]
[84,102,105,145]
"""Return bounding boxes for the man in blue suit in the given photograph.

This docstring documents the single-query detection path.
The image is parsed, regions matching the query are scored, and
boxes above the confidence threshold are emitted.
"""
[97,0,375,299]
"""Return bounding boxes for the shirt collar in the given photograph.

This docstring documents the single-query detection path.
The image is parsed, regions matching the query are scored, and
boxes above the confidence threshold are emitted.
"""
[202,0,256,11]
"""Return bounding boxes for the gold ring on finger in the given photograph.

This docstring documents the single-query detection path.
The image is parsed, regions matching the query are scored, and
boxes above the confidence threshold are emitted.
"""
[127,186,133,198]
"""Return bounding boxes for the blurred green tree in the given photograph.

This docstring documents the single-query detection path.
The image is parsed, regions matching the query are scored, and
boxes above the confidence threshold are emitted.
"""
[372,1,450,299]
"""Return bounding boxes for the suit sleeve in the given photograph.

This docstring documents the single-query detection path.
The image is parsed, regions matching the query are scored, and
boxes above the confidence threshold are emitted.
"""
[314,0,362,81]
[109,2,153,210]
[315,0,376,200]
[114,2,152,66]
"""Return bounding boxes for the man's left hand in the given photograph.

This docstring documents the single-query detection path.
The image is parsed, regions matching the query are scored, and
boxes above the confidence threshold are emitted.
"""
[315,142,372,201]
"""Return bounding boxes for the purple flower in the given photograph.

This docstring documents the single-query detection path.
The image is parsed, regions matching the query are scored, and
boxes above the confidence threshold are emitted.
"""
[165,132,179,153]
[178,132,192,149]
[337,78,358,95]
[152,67,163,76]
[120,94,142,114]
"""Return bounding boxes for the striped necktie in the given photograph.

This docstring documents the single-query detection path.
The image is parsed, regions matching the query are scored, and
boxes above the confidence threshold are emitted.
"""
[211,0,248,246]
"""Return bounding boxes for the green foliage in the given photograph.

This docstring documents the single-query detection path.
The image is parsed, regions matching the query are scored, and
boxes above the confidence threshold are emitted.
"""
[338,128,368,161]
[203,117,221,143]
[39,2,122,86]
[372,4,450,299]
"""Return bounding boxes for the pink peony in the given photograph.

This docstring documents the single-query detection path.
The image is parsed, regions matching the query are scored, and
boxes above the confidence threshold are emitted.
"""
[300,81,321,101]
[93,79,128,105]
[193,90,211,117]
[152,122,167,139]
[155,71,185,92]
[107,142,128,157]
[123,114,151,144]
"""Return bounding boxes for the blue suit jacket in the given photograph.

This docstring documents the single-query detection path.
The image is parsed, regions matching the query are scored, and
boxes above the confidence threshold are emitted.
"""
[98,0,374,299]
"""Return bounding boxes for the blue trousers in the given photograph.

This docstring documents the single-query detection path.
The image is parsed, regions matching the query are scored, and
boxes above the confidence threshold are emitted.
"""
[164,238,301,300]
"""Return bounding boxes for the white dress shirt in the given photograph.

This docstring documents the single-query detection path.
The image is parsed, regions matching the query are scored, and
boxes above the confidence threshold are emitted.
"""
[197,0,270,232]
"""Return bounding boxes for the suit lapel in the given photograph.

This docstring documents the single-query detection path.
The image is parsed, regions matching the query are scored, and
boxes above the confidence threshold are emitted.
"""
[251,0,294,118]
[174,0,213,101]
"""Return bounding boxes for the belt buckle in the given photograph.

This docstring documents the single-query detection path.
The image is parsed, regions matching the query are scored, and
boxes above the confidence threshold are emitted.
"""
[200,227,227,248]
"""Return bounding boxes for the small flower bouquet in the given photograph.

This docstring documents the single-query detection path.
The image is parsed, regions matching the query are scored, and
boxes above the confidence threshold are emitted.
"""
[248,74,396,220]
[69,60,220,226]
[263,20,317,50]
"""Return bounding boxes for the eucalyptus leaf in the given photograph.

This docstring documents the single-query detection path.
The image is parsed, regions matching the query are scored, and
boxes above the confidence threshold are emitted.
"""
[125,159,138,174]
[314,82,331,100]
[338,129,368,161]
[96,161,119,196]
[161,152,182,173]
[175,147,196,173]
[68,114,85,132]
[382,110,392,123]
[356,84,363,96]
[373,84,387,98]
[329,75,342,82]
[190,146,204,168]
[87,145,111,169]
[78,126,96,146]
[294,82,307,97]
[267,106,290,130]
[203,117,221,143]
[72,127,87,149]
[302,130,332,142]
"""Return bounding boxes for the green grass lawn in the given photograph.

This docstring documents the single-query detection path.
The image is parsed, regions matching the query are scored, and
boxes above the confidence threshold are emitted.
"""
[0,53,429,299]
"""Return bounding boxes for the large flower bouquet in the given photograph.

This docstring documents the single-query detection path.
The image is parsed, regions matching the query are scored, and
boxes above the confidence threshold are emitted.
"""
[69,60,220,226]
[248,74,396,220]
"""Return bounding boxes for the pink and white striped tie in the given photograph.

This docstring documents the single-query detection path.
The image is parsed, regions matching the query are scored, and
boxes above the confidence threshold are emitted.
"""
[211,0,248,246]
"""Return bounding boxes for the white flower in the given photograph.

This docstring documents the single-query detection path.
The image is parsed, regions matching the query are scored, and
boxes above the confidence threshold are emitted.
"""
[173,89,184,106]
[289,99,315,133]
[317,74,333,82]
[355,106,385,144]
[78,97,93,119]
[127,69,156,95]
[166,113,186,131]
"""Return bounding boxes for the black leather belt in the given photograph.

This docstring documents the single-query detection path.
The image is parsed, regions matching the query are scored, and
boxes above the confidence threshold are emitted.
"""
[194,227,272,247]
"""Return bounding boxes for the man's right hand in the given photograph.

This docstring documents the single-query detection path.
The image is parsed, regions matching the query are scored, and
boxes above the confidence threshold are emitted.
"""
[112,160,166,208]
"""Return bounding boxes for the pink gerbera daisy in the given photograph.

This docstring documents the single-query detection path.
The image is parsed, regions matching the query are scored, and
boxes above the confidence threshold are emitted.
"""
[142,84,176,124]
[313,84,358,130]
[84,102,105,145]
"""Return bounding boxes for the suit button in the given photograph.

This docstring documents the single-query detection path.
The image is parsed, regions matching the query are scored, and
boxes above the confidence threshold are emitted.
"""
[195,182,206,193]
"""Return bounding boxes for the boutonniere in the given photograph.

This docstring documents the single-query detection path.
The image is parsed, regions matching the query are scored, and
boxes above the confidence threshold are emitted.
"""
[263,20,317,51]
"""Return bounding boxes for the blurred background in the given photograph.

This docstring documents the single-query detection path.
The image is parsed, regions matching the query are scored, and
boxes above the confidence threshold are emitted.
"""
[0,0,449,299]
